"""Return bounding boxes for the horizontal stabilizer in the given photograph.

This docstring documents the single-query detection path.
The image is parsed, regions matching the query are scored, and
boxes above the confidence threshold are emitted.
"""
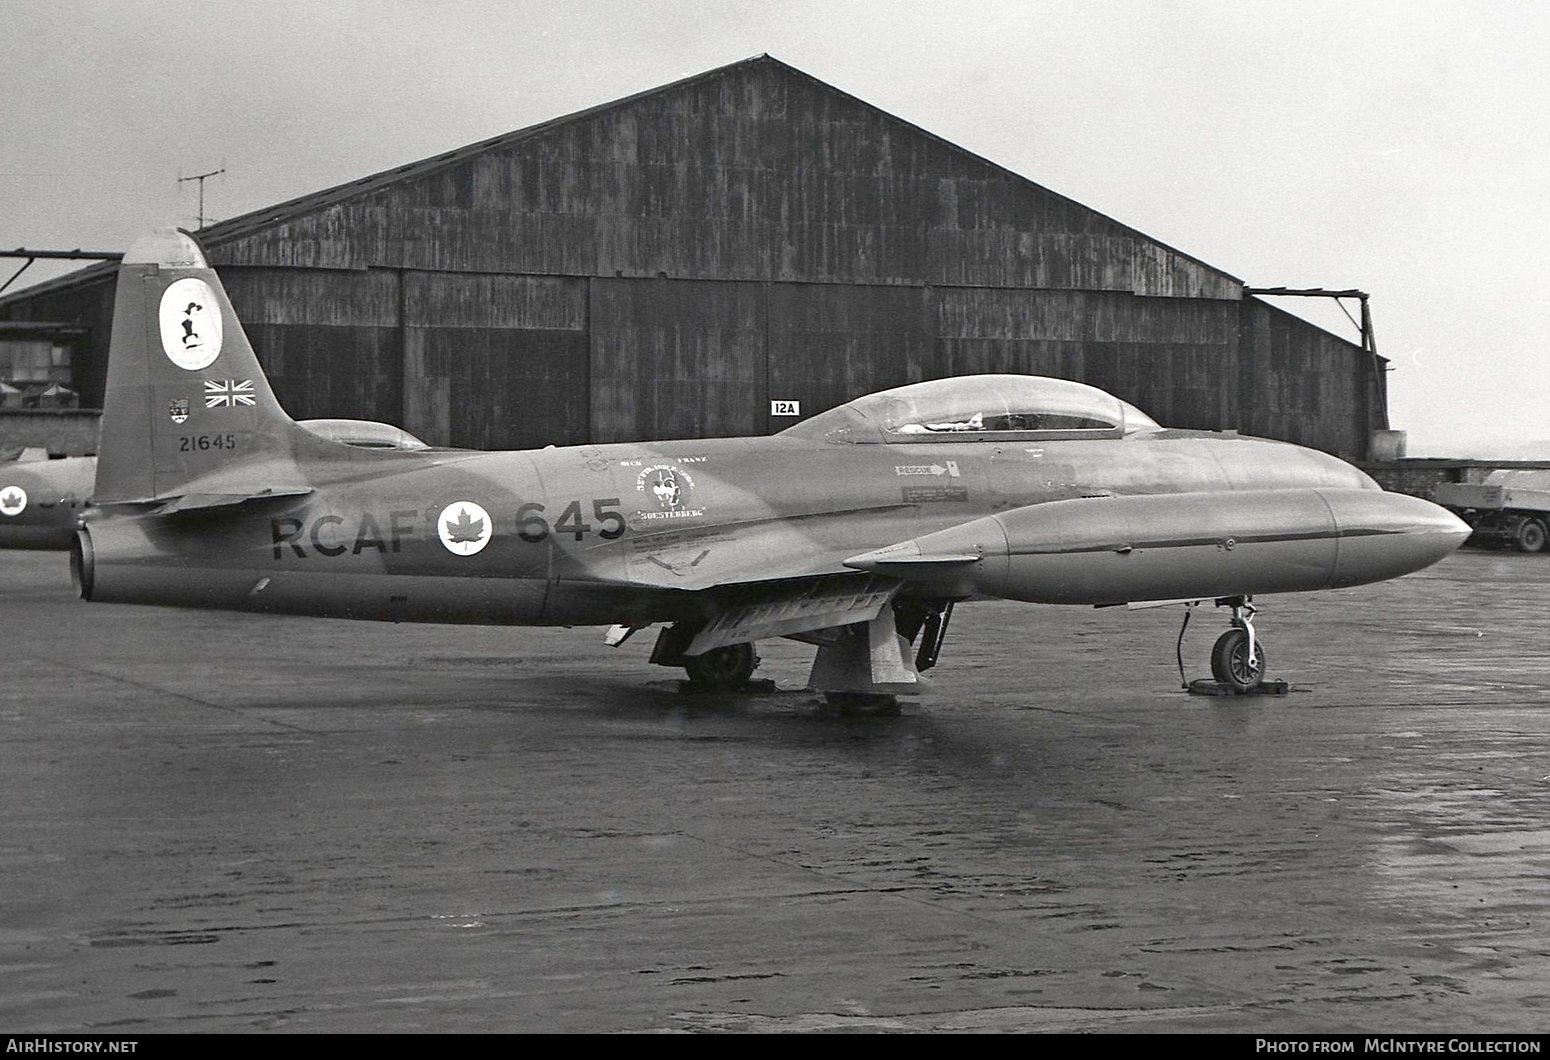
[150,487,312,515]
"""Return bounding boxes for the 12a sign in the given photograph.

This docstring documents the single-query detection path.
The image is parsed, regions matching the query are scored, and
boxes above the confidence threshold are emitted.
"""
[770,400,801,417]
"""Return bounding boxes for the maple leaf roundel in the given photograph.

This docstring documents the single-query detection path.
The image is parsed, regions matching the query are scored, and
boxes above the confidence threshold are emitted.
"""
[0,485,27,517]
[437,500,492,556]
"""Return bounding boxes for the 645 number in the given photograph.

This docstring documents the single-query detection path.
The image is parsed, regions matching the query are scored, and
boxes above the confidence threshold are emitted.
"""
[516,498,626,543]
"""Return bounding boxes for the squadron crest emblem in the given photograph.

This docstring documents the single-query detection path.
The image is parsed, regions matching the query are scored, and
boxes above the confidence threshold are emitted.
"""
[157,277,223,371]
[634,465,704,521]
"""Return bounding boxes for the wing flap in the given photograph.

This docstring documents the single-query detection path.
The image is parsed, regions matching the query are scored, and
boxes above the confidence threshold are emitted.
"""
[686,574,900,654]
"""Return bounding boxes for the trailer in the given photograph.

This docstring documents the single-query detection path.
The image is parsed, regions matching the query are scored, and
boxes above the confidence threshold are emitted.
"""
[1434,469,1550,552]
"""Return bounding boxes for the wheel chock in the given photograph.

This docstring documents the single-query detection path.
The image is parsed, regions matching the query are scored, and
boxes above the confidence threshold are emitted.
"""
[1187,678,1290,697]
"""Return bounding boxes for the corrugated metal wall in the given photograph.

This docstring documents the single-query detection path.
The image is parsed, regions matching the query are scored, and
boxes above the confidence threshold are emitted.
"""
[589,278,765,443]
[402,273,588,449]
[221,268,401,425]
[765,284,932,436]
[1237,296,1372,460]
[0,56,1382,458]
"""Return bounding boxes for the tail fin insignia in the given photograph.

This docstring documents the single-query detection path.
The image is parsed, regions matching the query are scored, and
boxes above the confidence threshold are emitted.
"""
[158,278,223,370]
[94,228,315,507]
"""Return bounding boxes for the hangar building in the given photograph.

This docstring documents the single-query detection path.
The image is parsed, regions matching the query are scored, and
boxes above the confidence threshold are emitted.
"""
[0,55,1387,459]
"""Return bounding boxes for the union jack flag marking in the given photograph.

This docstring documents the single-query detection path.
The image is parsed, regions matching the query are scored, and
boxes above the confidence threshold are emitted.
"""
[204,379,255,408]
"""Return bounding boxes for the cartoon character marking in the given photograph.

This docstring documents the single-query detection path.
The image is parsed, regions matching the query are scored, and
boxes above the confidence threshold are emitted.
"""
[652,470,681,510]
[633,465,704,522]
[181,303,204,348]
[158,278,222,371]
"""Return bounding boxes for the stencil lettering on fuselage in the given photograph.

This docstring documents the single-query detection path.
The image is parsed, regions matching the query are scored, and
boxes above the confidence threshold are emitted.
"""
[158,278,223,371]
[271,510,420,559]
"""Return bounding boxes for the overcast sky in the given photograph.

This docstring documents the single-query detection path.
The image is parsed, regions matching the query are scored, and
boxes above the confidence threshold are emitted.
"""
[2,0,1544,455]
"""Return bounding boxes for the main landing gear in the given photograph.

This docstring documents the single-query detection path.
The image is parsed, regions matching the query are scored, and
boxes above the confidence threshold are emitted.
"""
[644,624,764,692]
[682,641,760,691]
[644,597,954,712]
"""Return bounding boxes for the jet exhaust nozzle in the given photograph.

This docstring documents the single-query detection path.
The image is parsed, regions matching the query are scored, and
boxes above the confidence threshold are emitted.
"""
[70,528,95,601]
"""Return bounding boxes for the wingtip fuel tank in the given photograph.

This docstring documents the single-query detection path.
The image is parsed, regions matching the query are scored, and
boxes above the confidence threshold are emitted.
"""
[845,488,1470,605]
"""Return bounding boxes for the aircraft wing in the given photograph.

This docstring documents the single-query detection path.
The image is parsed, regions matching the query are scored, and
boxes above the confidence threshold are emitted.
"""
[609,506,913,591]
[563,508,915,649]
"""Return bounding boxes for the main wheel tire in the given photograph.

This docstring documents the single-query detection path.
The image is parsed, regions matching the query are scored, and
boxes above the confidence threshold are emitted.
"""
[822,691,902,717]
[683,642,758,690]
[1210,628,1267,692]
[1515,519,1547,554]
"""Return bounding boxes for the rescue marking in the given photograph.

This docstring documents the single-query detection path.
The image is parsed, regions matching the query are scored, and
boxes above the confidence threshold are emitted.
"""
[204,379,255,408]
[0,485,26,517]
[439,501,492,556]
[158,277,222,371]
[895,461,960,478]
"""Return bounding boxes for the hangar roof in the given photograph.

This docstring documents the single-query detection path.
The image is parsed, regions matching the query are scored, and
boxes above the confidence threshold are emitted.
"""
[2,55,1240,305]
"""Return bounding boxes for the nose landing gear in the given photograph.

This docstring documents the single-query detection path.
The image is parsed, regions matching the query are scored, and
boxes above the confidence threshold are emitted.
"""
[1180,596,1287,697]
[1210,599,1266,693]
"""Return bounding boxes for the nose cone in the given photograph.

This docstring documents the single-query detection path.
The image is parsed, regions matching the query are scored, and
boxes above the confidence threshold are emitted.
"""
[1325,490,1471,587]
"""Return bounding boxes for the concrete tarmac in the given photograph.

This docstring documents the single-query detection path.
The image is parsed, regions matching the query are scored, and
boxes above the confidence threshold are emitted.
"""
[1,548,1547,1033]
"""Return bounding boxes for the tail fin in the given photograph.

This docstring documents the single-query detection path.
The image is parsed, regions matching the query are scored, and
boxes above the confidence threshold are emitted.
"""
[95,229,313,507]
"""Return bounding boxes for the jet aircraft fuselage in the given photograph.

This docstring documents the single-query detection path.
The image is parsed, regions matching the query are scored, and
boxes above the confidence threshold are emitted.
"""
[0,456,95,550]
[78,425,1431,629]
[71,229,1470,699]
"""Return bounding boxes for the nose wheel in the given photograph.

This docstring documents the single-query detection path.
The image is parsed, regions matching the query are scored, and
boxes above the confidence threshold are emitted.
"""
[1208,599,1267,692]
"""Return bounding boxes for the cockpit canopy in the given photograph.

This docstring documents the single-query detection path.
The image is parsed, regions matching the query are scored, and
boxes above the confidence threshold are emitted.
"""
[779,375,1162,444]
